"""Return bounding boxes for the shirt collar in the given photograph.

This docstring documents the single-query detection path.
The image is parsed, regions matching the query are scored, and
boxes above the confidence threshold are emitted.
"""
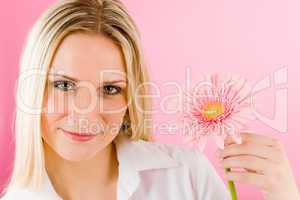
[113,133,181,171]
[113,133,181,200]
[40,133,181,200]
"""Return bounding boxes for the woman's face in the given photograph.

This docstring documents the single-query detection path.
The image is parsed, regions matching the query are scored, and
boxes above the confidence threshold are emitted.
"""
[41,32,128,162]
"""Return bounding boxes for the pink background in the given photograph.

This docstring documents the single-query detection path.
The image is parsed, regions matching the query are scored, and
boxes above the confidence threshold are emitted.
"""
[0,0,299,199]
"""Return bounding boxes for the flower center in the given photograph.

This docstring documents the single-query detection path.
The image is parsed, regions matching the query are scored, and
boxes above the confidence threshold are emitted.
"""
[202,102,225,120]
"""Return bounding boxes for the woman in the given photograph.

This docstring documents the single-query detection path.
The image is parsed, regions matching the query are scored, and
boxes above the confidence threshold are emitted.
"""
[1,0,299,199]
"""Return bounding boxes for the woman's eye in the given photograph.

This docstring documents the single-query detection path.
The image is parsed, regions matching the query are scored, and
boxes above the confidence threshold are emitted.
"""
[53,80,76,91]
[103,85,122,95]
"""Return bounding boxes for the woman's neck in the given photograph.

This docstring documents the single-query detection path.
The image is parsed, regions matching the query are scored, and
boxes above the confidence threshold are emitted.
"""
[44,142,119,200]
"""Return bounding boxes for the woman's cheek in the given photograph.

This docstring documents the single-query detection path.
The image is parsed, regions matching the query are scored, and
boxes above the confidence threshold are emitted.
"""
[101,96,128,133]
[43,86,70,116]
[101,95,127,113]
[102,113,126,137]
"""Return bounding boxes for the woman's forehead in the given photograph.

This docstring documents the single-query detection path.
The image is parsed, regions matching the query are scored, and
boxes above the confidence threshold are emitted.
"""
[48,32,127,84]
[51,32,126,75]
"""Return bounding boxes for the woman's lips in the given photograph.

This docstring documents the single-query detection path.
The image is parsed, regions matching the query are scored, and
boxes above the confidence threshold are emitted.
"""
[60,129,97,142]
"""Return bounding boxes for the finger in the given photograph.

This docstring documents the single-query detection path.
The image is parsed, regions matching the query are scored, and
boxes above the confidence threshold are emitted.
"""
[220,155,268,174]
[218,142,281,162]
[224,170,266,190]
[224,132,279,147]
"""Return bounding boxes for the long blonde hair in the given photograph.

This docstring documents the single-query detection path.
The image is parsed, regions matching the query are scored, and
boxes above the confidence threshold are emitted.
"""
[7,0,152,192]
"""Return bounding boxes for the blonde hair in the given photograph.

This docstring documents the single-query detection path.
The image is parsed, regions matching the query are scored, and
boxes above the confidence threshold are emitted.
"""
[7,0,153,192]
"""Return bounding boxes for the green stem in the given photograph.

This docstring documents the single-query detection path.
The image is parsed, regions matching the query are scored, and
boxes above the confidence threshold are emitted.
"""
[226,168,238,200]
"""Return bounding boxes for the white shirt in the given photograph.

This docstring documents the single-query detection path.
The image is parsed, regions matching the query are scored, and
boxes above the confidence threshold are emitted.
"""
[2,133,231,200]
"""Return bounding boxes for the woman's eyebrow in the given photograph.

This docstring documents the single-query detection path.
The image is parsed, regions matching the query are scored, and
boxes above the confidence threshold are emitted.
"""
[48,73,127,84]
[48,73,79,82]
[103,80,127,84]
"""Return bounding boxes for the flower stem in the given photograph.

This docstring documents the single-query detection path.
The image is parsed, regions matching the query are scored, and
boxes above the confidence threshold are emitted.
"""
[226,168,238,200]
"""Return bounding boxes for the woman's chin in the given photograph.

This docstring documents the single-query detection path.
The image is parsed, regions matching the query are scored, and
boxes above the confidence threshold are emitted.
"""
[43,133,116,162]
[44,141,103,162]
[57,148,100,162]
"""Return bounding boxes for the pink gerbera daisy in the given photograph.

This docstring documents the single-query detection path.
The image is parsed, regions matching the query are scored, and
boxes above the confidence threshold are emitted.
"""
[182,74,253,151]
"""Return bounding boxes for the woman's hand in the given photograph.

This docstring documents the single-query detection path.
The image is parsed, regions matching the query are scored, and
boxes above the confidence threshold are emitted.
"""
[217,132,300,200]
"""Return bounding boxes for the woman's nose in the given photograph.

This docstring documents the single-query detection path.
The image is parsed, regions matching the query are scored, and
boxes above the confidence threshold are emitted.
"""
[71,83,99,116]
